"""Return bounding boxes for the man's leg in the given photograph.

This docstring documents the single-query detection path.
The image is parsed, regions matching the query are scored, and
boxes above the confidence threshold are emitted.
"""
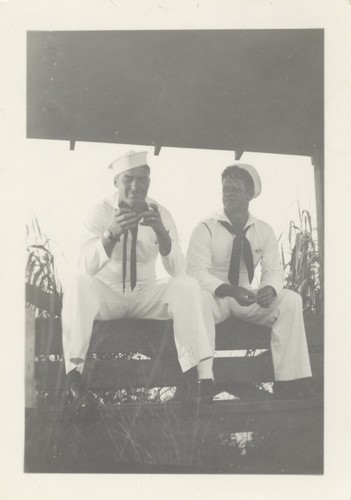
[62,274,129,413]
[202,288,312,398]
[130,277,215,400]
[62,274,128,374]
[166,276,214,377]
[131,277,213,374]
[228,289,312,382]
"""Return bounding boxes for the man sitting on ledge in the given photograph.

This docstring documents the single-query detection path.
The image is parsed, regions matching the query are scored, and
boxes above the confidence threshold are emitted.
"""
[187,163,312,400]
[62,150,213,414]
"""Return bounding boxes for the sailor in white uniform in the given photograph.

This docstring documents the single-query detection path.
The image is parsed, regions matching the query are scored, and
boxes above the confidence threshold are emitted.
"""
[62,150,213,412]
[187,163,312,399]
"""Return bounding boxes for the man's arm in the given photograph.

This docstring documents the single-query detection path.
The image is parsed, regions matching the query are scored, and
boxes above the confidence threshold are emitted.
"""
[139,203,172,256]
[255,223,285,307]
[78,203,110,275]
[187,222,257,307]
[215,283,257,306]
[139,203,186,276]
[78,203,139,275]
[187,223,228,293]
[259,224,285,294]
[101,207,141,258]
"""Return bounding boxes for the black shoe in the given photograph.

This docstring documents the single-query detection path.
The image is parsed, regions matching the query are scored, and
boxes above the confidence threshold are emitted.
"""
[185,379,215,405]
[273,377,313,400]
[168,367,197,403]
[170,366,216,404]
[197,379,215,403]
[66,368,98,416]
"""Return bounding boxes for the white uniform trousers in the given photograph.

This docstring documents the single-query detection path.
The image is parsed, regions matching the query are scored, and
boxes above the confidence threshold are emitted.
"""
[201,288,312,381]
[62,274,213,374]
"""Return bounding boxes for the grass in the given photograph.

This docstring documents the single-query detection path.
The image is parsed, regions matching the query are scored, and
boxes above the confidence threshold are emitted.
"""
[25,402,323,474]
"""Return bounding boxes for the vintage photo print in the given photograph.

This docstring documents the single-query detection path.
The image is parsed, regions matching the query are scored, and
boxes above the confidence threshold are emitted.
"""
[1,1,351,499]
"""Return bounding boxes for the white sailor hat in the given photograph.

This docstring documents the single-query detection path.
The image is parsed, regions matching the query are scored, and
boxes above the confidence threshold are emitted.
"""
[228,163,262,199]
[108,150,149,176]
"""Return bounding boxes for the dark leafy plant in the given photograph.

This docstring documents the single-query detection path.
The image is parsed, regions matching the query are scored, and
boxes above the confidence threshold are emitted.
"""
[25,212,63,317]
[280,207,322,314]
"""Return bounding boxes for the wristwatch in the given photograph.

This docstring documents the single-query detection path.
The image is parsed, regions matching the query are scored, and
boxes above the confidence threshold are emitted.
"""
[103,230,114,241]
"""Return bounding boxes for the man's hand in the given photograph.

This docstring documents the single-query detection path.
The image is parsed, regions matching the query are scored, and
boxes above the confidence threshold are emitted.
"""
[138,203,171,256]
[138,203,166,235]
[215,284,257,306]
[232,286,257,306]
[102,207,141,258]
[108,207,140,240]
[256,286,276,308]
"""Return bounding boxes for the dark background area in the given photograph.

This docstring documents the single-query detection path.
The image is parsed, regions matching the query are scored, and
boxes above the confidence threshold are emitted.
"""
[27,29,323,157]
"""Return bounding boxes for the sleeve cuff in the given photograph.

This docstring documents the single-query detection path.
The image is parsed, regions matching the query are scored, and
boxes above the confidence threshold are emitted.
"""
[98,238,113,262]
[260,280,283,296]
[208,278,228,295]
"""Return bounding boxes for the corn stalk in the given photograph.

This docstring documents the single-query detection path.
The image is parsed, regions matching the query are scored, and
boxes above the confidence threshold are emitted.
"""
[280,209,322,314]
[25,213,63,317]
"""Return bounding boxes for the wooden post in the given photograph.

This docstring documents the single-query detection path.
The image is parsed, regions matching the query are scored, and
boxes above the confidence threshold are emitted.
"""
[311,151,324,265]
[154,144,162,156]
[25,308,36,408]
[311,150,324,312]
[235,150,244,161]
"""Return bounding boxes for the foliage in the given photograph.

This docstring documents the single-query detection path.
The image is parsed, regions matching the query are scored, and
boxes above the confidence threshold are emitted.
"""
[280,208,322,314]
[25,212,63,316]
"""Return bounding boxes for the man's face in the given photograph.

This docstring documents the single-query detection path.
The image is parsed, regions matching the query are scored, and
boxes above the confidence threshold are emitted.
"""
[115,166,150,210]
[222,177,251,213]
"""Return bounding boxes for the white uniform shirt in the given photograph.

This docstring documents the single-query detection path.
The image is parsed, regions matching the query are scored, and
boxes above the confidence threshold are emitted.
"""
[187,210,285,295]
[78,191,186,288]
